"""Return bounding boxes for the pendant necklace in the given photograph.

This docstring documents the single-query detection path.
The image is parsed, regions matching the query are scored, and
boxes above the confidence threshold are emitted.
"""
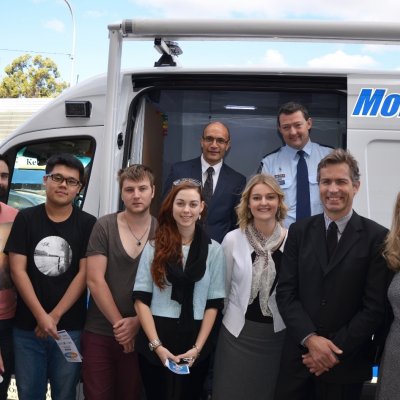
[182,236,194,246]
[125,215,150,246]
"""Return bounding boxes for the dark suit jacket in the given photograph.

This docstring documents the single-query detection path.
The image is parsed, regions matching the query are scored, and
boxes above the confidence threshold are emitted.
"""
[276,211,390,383]
[163,157,246,243]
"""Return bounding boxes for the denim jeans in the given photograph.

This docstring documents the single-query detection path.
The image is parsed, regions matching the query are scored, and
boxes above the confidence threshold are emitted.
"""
[13,328,82,400]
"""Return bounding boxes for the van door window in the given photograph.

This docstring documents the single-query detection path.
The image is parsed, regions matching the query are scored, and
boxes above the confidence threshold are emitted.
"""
[8,138,95,210]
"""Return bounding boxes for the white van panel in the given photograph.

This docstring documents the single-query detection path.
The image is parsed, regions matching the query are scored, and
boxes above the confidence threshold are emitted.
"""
[348,74,400,131]
[348,74,400,227]
[349,131,399,228]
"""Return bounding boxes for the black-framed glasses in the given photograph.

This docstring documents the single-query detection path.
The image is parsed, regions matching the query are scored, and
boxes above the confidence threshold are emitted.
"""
[202,136,230,145]
[46,173,81,187]
[173,178,202,187]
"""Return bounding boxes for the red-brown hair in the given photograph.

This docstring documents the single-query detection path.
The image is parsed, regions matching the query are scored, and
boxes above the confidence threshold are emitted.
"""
[151,181,206,289]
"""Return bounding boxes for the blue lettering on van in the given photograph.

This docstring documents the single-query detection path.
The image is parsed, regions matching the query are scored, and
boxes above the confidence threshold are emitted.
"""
[352,88,400,117]
[380,93,400,117]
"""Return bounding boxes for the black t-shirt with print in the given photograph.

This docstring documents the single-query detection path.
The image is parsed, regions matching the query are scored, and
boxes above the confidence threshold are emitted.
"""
[5,204,96,331]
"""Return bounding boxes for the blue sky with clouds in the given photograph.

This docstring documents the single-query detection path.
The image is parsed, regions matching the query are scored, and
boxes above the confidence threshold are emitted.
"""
[1,0,400,85]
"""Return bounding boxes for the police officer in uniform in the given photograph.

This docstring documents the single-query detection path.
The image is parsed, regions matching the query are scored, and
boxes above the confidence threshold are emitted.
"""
[258,102,331,227]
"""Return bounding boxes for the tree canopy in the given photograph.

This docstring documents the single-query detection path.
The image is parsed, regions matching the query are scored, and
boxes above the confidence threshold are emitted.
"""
[0,54,68,98]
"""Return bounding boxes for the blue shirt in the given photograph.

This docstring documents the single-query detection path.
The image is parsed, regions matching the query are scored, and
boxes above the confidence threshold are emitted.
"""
[259,140,331,228]
[133,240,226,320]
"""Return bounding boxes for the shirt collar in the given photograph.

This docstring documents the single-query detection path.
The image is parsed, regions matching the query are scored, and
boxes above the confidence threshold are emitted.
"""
[324,210,353,234]
[201,154,223,175]
[286,139,312,159]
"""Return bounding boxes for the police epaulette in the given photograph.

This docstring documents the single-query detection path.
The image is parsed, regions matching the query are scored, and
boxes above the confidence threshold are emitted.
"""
[260,146,282,159]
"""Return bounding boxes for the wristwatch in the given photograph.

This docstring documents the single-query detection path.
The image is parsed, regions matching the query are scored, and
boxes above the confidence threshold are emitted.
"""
[148,338,162,351]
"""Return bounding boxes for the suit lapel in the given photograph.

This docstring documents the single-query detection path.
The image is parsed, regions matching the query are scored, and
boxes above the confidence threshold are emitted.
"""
[209,164,228,205]
[235,229,254,275]
[192,157,203,182]
[323,212,362,276]
[311,215,329,273]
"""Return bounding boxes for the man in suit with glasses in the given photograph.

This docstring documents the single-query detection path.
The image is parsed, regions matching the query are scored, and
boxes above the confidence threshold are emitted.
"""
[164,121,246,244]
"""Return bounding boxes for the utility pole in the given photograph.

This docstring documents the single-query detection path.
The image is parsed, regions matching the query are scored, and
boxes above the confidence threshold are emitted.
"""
[63,0,76,85]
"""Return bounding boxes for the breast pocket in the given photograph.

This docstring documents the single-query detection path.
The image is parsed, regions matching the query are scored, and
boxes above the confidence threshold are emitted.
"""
[309,174,323,211]
[273,174,294,211]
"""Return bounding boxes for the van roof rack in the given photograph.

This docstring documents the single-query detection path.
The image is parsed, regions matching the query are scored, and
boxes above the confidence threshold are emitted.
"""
[113,19,400,44]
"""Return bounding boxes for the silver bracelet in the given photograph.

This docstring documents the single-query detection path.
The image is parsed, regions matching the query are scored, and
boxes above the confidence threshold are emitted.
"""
[149,338,162,351]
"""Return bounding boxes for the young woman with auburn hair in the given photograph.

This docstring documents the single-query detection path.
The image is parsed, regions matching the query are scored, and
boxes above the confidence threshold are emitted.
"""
[133,180,226,400]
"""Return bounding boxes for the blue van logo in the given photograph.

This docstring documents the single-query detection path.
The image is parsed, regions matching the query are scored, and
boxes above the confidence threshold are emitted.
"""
[352,88,400,118]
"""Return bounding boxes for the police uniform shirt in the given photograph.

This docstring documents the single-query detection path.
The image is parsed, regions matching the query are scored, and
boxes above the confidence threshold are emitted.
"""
[259,140,331,228]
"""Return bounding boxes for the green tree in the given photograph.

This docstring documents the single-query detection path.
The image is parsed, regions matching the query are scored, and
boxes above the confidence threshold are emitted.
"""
[0,54,68,98]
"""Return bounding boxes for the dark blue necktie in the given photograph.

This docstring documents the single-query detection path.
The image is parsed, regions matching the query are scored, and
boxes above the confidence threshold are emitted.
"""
[296,150,311,220]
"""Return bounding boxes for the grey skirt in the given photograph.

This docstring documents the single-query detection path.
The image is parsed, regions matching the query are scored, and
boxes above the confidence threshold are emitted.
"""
[212,319,285,400]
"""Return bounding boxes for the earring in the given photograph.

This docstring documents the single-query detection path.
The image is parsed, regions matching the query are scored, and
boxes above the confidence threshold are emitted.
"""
[198,215,201,220]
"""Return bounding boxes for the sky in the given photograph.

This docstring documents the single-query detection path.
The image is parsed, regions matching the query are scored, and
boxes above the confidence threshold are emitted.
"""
[1,0,400,86]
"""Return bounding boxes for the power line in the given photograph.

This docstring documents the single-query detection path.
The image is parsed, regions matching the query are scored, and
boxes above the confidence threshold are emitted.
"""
[0,48,71,57]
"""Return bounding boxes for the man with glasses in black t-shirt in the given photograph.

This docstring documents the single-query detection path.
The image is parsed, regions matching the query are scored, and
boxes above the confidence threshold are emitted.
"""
[5,153,96,400]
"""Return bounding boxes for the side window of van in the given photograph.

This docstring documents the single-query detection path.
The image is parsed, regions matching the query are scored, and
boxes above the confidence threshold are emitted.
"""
[7,138,95,210]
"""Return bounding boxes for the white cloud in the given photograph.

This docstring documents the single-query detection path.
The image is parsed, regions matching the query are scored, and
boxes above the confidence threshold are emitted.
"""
[260,49,288,67]
[43,19,65,33]
[87,10,107,19]
[131,0,400,21]
[307,50,376,69]
[362,44,400,54]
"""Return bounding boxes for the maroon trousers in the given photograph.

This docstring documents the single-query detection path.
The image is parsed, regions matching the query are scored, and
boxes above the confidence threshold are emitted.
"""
[81,330,142,400]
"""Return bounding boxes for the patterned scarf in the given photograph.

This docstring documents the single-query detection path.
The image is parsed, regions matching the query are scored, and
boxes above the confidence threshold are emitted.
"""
[245,222,284,316]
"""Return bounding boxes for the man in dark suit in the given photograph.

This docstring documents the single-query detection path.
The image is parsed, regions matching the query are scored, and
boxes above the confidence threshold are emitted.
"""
[163,121,246,244]
[275,148,390,400]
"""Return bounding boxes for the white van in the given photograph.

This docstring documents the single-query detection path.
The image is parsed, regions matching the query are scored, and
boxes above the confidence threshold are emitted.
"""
[1,19,400,229]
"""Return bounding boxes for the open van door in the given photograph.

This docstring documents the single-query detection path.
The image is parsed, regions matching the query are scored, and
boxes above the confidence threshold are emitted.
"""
[123,73,347,214]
